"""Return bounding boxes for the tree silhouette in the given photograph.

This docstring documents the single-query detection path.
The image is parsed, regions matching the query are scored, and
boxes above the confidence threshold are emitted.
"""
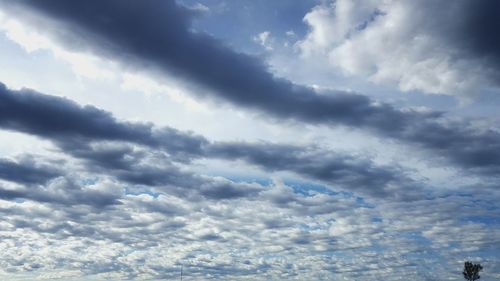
[463,261,483,281]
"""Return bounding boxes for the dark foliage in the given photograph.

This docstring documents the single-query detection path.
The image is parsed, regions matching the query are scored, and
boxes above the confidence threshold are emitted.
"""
[463,261,483,281]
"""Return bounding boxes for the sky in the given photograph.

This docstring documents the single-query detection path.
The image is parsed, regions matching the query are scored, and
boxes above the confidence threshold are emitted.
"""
[0,0,499,280]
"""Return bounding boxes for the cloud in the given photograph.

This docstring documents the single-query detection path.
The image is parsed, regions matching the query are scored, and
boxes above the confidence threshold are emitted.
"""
[208,141,420,199]
[0,171,498,280]
[3,80,500,186]
[0,82,432,200]
[0,157,60,184]
[0,95,491,281]
[41,139,264,201]
[253,31,274,50]
[0,0,404,129]
[299,0,500,97]
[0,2,499,280]
[0,177,123,208]
[2,1,500,178]
[0,82,208,159]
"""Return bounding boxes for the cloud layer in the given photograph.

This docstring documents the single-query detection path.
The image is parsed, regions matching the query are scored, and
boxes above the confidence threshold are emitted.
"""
[0,83,422,200]
[0,81,498,280]
[2,0,500,177]
[0,1,499,280]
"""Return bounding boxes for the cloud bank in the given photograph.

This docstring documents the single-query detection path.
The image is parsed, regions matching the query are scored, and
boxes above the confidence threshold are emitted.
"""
[1,0,500,178]
[0,82,422,199]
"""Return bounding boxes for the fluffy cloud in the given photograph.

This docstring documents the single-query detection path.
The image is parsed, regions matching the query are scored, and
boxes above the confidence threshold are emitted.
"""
[299,0,500,97]
[0,181,497,280]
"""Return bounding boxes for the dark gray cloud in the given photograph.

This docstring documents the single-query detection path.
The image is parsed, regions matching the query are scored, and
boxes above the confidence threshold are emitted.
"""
[0,82,208,160]
[0,83,424,199]
[0,0,413,127]
[455,0,500,67]
[55,141,263,200]
[1,1,500,175]
[408,0,500,85]
[401,120,500,175]
[0,83,264,200]
[0,179,122,208]
[1,82,497,202]
[208,142,419,199]
[0,83,153,143]
[0,157,60,184]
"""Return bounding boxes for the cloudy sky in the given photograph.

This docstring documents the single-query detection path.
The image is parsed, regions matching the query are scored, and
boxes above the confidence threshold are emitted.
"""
[0,0,499,280]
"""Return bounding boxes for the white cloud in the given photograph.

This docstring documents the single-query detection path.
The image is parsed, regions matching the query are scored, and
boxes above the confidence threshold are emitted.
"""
[190,3,210,14]
[253,31,274,51]
[298,0,492,98]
